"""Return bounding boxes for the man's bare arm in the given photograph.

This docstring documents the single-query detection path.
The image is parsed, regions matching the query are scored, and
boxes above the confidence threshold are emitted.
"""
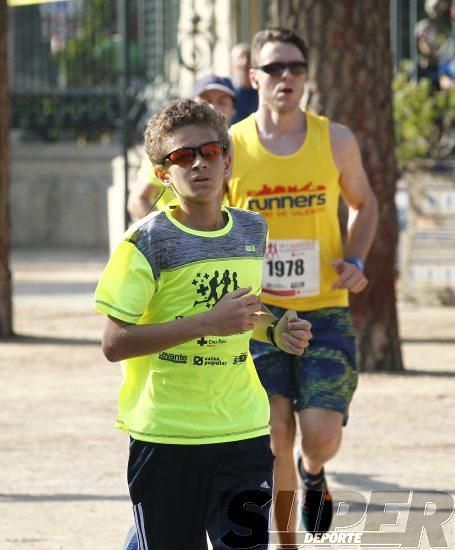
[127,176,162,220]
[331,123,378,293]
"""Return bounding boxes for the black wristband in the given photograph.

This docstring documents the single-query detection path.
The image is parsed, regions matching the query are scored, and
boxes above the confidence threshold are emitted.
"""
[266,319,279,348]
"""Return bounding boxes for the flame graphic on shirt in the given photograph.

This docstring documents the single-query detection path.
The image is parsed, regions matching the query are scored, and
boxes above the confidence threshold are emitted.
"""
[246,182,326,197]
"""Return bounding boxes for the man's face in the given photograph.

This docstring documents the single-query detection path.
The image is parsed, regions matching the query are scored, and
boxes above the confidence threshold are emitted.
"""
[199,90,236,126]
[250,41,306,113]
[154,124,230,204]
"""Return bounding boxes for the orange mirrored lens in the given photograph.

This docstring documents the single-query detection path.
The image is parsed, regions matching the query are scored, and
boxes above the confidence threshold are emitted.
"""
[168,149,194,166]
[165,142,224,167]
[199,143,223,160]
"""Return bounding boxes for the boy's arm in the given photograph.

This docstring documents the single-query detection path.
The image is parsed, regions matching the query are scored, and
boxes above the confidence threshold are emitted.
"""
[102,287,260,362]
[252,307,312,356]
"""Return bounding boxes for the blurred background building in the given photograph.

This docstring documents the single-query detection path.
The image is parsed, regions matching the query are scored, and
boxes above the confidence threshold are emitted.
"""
[6,0,455,301]
[9,1,444,141]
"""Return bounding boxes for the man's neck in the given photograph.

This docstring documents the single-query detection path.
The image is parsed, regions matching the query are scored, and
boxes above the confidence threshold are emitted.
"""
[254,105,306,155]
[255,104,305,136]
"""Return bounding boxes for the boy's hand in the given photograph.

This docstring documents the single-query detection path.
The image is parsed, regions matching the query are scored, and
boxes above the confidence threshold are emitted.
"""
[204,287,261,336]
[274,310,312,356]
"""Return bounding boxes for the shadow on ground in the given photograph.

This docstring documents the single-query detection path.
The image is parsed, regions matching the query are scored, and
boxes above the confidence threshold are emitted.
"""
[1,334,100,346]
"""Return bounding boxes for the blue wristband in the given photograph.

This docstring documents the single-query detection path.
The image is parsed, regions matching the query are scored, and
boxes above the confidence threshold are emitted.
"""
[344,257,365,271]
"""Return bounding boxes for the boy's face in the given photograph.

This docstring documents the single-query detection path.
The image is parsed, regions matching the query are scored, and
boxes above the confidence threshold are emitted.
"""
[250,41,306,113]
[154,124,231,204]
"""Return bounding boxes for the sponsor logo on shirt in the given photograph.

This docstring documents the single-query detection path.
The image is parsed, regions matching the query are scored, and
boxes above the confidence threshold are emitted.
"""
[193,355,228,367]
[233,352,248,364]
[246,182,326,211]
[197,336,228,347]
[158,351,188,364]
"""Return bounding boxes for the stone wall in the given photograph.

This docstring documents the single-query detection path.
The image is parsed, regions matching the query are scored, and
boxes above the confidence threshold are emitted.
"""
[400,159,455,304]
[10,141,118,250]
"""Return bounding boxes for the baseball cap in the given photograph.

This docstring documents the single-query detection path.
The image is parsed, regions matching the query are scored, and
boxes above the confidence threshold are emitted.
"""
[193,75,237,99]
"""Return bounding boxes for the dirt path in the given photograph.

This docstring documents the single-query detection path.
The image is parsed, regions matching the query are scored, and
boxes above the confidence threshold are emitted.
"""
[1,250,454,549]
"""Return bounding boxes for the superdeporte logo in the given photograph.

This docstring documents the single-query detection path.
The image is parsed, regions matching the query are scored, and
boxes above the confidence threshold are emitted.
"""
[247,182,326,211]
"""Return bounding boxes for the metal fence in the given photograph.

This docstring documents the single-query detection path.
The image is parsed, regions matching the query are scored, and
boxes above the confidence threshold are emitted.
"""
[8,0,448,144]
[8,0,179,141]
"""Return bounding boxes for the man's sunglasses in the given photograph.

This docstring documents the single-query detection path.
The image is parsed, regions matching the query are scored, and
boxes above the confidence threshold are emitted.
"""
[161,141,227,168]
[255,61,307,76]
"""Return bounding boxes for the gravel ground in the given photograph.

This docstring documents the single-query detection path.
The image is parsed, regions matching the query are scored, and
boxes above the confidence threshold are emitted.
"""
[1,250,454,549]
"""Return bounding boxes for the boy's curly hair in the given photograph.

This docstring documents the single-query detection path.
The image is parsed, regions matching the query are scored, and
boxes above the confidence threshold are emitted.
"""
[144,98,230,166]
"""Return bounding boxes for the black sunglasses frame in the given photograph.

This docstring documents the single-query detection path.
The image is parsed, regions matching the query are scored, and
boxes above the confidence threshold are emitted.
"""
[254,61,308,76]
[160,141,227,166]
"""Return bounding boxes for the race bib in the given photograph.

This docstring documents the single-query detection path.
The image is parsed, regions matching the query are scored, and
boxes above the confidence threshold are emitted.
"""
[263,239,320,298]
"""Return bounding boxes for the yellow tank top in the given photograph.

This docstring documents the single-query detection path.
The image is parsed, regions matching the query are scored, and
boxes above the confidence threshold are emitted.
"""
[229,111,348,311]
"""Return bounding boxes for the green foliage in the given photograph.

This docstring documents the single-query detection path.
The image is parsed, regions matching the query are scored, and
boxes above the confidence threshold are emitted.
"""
[393,61,455,166]
[10,0,147,143]
[59,0,118,87]
[12,94,118,142]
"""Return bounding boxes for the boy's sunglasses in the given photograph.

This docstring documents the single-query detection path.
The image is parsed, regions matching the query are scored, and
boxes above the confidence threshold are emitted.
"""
[254,61,307,76]
[161,141,226,168]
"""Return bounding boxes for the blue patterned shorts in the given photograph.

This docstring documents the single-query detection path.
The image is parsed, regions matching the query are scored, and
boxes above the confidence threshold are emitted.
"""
[250,306,358,419]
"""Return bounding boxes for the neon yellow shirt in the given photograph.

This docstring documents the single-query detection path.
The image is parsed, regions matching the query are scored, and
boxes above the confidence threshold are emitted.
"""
[94,203,270,444]
[228,111,348,312]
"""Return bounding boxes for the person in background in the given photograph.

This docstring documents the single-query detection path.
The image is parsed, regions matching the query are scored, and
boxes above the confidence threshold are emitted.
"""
[193,74,237,123]
[227,27,378,547]
[127,75,237,220]
[230,42,259,124]
[415,0,453,88]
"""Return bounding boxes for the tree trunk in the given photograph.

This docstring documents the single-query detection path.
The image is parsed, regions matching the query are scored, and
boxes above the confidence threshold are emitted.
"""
[0,0,13,338]
[271,0,403,371]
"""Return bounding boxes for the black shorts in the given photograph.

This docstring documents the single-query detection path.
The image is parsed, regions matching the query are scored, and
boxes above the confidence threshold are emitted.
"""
[127,435,274,549]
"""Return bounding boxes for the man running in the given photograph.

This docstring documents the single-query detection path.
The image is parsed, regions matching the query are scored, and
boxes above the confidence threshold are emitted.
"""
[227,27,378,546]
[95,98,312,550]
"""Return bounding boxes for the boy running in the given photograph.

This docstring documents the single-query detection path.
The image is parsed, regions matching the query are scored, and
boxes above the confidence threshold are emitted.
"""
[94,98,312,549]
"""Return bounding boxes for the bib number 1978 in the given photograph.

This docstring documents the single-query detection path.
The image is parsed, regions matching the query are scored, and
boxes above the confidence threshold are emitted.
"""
[266,258,305,278]
[263,239,320,298]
